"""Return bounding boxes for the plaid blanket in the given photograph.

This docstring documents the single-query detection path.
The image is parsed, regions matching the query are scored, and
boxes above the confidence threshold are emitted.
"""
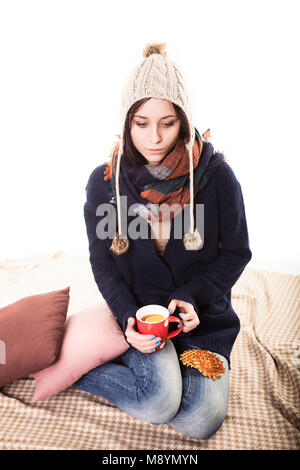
[0,265,299,450]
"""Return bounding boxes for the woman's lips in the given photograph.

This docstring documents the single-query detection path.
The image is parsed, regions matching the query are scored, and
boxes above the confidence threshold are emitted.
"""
[148,149,164,153]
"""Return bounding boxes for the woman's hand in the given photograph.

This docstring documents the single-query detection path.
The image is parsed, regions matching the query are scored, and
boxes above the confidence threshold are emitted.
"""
[125,317,161,353]
[168,299,200,334]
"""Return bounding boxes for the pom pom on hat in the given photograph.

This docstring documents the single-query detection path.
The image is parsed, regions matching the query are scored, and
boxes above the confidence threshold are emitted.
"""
[143,42,167,58]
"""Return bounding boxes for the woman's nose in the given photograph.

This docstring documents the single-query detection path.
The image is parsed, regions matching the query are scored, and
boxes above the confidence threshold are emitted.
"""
[149,127,162,143]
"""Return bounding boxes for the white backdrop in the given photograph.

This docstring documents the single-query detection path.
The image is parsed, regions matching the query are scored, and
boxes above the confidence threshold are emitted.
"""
[0,0,299,275]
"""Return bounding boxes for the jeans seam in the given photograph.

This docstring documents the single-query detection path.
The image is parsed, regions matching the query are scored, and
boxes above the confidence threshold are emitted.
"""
[182,366,194,403]
[80,372,133,392]
[134,350,153,395]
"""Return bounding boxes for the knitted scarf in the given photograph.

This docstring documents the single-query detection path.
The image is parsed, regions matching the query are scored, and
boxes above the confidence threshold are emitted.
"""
[104,128,212,222]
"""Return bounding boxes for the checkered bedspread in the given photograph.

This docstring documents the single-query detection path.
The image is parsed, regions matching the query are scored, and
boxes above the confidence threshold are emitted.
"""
[0,265,299,450]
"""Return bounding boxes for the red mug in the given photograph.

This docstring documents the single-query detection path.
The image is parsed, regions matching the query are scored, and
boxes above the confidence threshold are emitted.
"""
[136,305,183,351]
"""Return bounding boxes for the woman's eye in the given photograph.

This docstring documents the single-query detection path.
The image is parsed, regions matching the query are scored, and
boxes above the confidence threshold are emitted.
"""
[136,122,174,127]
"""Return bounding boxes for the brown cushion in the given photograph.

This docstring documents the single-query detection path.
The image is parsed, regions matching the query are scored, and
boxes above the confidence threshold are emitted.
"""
[0,287,70,387]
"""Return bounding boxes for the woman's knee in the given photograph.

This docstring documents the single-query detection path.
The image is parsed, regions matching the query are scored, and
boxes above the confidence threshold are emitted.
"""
[140,392,181,425]
[167,354,230,439]
[168,396,228,439]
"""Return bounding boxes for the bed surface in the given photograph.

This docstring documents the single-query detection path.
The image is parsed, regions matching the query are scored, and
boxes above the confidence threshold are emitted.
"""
[0,252,299,450]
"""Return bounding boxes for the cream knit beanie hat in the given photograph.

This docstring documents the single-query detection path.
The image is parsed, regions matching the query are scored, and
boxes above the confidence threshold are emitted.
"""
[111,42,202,255]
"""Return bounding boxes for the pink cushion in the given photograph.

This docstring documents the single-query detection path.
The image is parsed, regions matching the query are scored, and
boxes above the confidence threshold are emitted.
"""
[32,301,129,401]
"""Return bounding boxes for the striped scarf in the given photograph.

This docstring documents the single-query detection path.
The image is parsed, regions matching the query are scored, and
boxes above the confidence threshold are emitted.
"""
[104,128,212,222]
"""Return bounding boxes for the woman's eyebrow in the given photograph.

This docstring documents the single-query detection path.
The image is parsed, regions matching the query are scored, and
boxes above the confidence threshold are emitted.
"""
[134,114,177,119]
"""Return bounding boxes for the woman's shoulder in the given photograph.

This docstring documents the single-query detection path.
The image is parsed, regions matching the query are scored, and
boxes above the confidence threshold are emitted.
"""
[85,163,111,205]
[86,163,106,183]
[212,158,242,194]
[195,147,242,201]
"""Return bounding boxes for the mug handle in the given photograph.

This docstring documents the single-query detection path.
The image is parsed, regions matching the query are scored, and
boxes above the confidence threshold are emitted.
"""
[166,316,183,339]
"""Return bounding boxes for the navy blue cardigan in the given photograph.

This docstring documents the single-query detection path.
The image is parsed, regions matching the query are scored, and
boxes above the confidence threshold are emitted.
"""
[84,142,252,364]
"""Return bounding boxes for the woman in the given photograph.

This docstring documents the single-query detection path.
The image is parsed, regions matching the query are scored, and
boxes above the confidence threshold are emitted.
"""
[74,42,252,440]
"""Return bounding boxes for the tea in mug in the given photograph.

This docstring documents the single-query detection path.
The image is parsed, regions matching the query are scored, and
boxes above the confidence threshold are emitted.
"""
[141,314,165,323]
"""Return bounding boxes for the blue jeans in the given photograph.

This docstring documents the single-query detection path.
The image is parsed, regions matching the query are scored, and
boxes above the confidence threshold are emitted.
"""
[73,340,230,440]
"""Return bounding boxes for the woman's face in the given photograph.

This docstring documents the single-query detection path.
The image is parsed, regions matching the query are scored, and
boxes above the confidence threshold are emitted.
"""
[130,98,181,166]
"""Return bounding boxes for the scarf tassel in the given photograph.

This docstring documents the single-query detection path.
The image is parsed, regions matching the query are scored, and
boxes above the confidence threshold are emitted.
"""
[183,227,203,251]
[110,232,130,255]
[110,228,202,255]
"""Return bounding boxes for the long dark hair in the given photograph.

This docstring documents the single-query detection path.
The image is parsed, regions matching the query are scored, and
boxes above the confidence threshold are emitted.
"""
[122,98,191,169]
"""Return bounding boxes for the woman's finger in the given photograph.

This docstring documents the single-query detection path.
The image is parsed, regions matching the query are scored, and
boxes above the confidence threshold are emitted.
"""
[127,332,161,348]
[136,333,161,344]
[131,339,160,354]
[179,312,198,324]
